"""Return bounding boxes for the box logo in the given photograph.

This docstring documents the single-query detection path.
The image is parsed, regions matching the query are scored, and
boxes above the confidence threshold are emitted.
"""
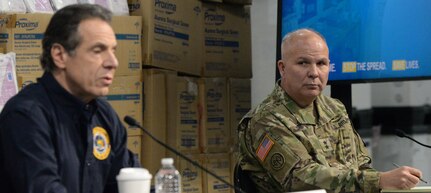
[128,2,140,12]
[193,6,201,16]
[207,89,222,102]
[0,18,8,27]
[180,91,195,103]
[154,0,176,14]
[15,18,39,31]
[204,8,225,26]
[182,168,198,181]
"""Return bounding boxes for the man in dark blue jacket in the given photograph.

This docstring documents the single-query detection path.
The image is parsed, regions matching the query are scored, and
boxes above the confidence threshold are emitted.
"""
[0,4,138,193]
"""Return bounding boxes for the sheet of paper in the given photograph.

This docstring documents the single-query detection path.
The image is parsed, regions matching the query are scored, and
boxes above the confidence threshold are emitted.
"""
[382,186,431,193]
[0,52,18,112]
[285,190,327,193]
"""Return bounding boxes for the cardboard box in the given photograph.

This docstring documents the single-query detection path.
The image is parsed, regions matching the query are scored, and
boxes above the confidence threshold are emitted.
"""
[167,75,200,154]
[111,16,142,76]
[175,154,203,193]
[142,68,176,176]
[199,0,252,5]
[128,0,202,76]
[227,78,250,153]
[199,78,229,153]
[200,0,223,3]
[0,14,142,77]
[104,75,143,136]
[202,153,231,193]
[202,3,251,78]
[0,16,9,51]
[127,135,142,165]
[0,13,52,77]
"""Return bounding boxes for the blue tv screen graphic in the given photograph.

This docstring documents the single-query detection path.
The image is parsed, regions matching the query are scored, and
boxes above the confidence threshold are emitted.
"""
[279,0,431,83]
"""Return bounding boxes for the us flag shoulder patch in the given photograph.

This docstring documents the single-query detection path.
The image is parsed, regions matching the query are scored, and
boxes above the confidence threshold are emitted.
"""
[256,134,274,161]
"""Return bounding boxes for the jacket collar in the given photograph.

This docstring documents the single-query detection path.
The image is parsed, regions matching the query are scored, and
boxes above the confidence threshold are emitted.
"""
[274,81,340,126]
[38,72,97,120]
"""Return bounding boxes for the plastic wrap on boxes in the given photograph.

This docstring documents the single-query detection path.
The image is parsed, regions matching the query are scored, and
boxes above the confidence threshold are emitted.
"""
[23,0,54,13]
[50,0,78,10]
[78,0,129,15]
[110,0,129,15]
[0,0,27,14]
[77,0,109,9]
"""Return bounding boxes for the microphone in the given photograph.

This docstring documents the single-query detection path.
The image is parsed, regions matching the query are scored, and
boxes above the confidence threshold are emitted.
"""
[123,116,246,193]
[394,129,431,148]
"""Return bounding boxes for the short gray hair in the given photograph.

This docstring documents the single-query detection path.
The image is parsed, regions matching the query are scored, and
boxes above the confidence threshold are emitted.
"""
[280,28,327,59]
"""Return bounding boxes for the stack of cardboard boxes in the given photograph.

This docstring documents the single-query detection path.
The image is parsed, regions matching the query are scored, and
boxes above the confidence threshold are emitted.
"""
[0,0,252,192]
[129,0,252,192]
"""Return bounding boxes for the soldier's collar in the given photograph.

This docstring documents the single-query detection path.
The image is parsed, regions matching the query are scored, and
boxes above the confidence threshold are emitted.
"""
[272,82,344,127]
[274,84,317,125]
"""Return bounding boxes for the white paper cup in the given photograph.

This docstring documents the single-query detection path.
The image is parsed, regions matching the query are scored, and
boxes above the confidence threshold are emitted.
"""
[116,168,152,193]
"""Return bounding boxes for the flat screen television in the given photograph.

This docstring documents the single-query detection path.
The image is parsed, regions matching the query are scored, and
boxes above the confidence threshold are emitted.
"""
[277,0,431,84]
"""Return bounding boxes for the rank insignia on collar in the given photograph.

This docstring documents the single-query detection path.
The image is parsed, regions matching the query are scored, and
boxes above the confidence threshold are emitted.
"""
[319,137,333,152]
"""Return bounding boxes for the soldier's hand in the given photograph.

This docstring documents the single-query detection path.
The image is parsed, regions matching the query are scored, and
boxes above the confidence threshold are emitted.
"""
[379,166,422,190]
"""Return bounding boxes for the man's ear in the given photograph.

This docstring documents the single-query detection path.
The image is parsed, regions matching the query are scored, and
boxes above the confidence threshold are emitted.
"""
[50,43,68,69]
[277,60,285,77]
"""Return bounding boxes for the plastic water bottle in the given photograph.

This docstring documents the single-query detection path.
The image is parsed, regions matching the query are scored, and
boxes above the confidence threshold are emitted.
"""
[155,158,181,193]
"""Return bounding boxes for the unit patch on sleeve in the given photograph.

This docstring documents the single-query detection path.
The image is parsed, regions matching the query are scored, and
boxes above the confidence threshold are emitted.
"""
[256,134,274,161]
[93,126,111,160]
[270,153,285,170]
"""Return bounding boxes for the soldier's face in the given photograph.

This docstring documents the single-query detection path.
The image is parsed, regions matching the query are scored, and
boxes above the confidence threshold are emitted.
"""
[277,33,330,107]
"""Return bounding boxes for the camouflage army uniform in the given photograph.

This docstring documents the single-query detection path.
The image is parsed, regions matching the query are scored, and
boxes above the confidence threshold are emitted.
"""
[238,83,380,193]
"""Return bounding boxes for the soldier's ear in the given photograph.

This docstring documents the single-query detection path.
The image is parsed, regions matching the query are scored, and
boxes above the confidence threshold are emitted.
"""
[277,60,285,77]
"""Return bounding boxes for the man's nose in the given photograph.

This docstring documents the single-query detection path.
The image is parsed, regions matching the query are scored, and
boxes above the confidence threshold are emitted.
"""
[308,64,319,78]
[104,51,119,69]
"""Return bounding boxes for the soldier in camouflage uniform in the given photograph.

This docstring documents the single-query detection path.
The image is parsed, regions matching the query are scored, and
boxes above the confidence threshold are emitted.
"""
[237,28,423,193]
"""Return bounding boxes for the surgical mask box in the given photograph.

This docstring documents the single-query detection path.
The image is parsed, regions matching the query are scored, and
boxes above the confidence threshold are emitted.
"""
[128,0,202,76]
